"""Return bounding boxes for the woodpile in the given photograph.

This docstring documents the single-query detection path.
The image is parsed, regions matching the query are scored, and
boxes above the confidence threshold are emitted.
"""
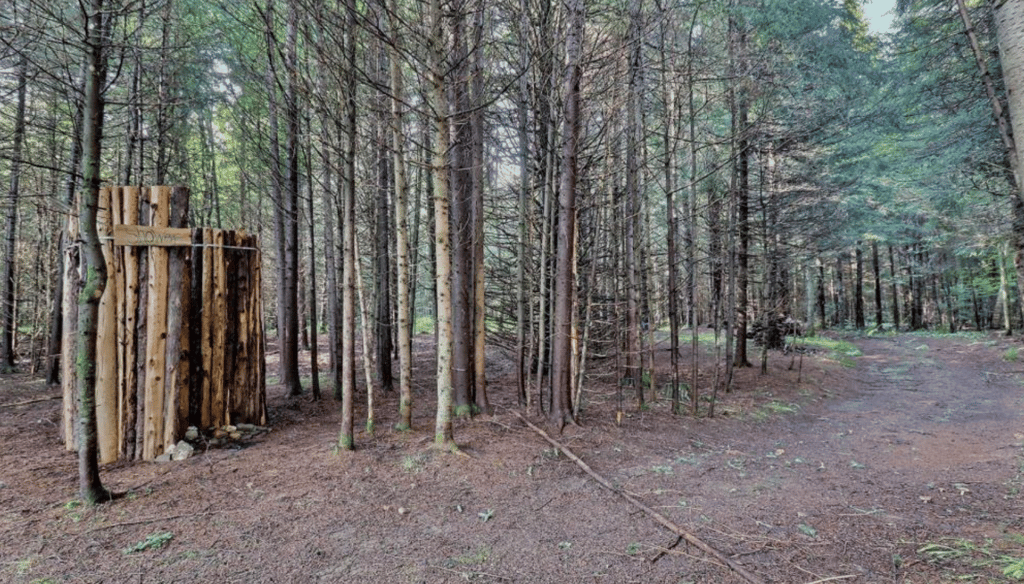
[61,186,266,463]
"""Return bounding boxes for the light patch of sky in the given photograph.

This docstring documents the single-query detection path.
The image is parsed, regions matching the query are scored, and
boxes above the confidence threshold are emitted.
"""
[861,0,896,35]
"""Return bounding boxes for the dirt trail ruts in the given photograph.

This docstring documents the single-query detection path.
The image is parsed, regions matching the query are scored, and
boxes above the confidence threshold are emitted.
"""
[556,333,1024,583]
[625,333,1024,583]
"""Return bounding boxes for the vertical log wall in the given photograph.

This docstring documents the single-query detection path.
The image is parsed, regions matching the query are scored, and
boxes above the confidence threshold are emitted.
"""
[62,186,266,462]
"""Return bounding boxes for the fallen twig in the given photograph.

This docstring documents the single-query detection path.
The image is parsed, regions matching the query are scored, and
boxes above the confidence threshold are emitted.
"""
[513,411,765,584]
[426,564,512,581]
[804,575,858,584]
[0,395,62,408]
[650,535,683,563]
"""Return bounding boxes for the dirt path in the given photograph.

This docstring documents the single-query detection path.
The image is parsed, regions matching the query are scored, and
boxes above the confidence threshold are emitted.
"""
[1,333,1023,583]
[587,333,1024,582]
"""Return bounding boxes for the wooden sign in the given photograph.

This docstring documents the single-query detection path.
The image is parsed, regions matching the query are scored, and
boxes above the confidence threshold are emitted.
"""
[114,225,193,247]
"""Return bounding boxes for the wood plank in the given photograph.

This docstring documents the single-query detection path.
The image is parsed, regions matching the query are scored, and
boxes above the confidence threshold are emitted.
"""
[211,230,228,427]
[163,186,190,449]
[142,187,170,460]
[121,186,140,460]
[113,225,193,247]
[223,232,240,422]
[133,193,151,459]
[189,229,204,429]
[255,240,267,425]
[201,228,214,430]
[232,234,251,422]
[96,187,118,464]
[112,187,127,457]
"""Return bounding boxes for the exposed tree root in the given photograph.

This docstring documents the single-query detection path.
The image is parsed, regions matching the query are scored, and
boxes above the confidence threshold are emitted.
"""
[514,411,765,584]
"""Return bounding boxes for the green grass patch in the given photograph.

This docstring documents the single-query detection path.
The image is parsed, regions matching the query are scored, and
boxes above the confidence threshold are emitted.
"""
[447,545,491,566]
[413,316,435,335]
[400,453,427,473]
[915,536,1024,581]
[787,335,861,367]
[750,400,800,422]
[123,532,173,554]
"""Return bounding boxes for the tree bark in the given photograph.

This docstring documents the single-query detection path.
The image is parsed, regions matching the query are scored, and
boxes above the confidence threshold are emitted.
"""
[76,0,112,504]
[549,0,584,430]
[374,98,393,396]
[855,243,865,329]
[993,1,1024,318]
[448,0,475,416]
[470,0,489,416]
[281,0,302,396]
[389,0,413,430]
[889,245,900,330]
[338,0,358,450]
[872,241,883,328]
[1,47,27,371]
[660,3,681,415]
[961,0,1021,202]
[624,0,644,405]
[515,0,530,408]
[430,0,455,447]
[731,9,751,368]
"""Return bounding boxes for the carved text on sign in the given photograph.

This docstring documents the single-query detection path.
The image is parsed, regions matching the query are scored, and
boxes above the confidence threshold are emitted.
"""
[113,225,193,247]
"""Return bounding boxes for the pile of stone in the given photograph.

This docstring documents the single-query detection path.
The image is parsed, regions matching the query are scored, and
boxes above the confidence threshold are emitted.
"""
[153,423,271,462]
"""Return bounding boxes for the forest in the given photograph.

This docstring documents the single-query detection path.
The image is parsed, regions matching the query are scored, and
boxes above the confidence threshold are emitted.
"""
[3,0,1024,518]
[6,0,1024,581]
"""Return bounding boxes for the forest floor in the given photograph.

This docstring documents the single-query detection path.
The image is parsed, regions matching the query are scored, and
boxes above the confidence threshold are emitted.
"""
[2,330,1024,583]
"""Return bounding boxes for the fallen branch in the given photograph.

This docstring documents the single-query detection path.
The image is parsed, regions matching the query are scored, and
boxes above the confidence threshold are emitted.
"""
[513,411,765,584]
[804,575,858,584]
[0,395,62,408]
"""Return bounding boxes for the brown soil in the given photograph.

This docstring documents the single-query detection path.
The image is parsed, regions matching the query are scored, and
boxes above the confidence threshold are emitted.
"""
[2,331,1024,583]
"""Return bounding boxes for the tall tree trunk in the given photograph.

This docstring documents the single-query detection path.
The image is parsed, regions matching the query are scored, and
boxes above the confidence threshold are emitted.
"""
[816,258,826,329]
[430,0,455,447]
[305,117,320,400]
[155,0,174,185]
[470,0,489,415]
[731,10,751,368]
[872,241,883,328]
[374,91,393,395]
[122,0,143,184]
[855,243,865,329]
[264,0,287,378]
[889,245,900,330]
[515,0,530,408]
[449,0,475,416]
[389,0,413,430]
[834,254,847,326]
[961,0,1021,202]
[549,0,584,430]
[338,0,358,450]
[280,0,302,396]
[624,0,644,405]
[660,4,681,415]
[686,5,702,414]
[317,83,340,396]
[994,0,1024,186]
[976,2,1024,318]
[1,47,27,371]
[76,0,112,504]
